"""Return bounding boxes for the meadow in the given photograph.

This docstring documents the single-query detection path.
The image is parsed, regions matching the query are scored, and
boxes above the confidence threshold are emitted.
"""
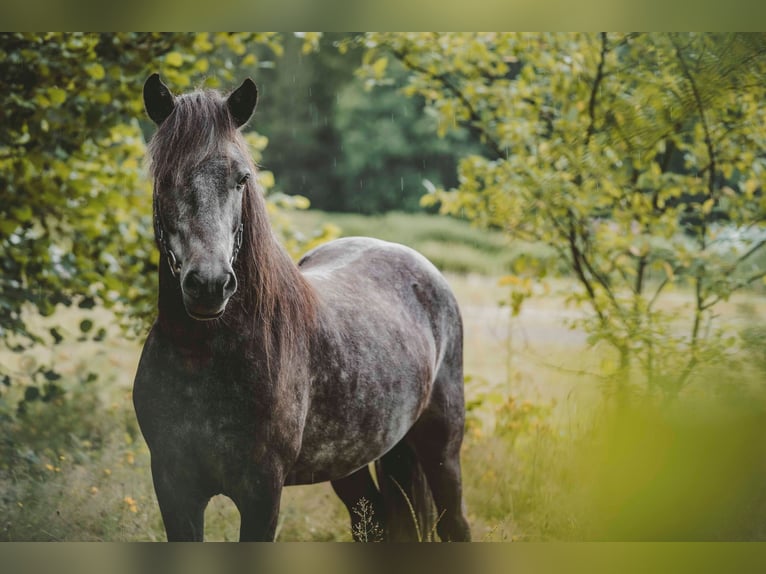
[2,211,766,541]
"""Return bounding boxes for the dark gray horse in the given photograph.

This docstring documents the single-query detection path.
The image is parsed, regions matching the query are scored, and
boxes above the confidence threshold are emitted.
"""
[133,74,471,542]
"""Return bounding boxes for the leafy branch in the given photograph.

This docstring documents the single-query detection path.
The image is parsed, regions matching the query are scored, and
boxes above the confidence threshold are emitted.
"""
[386,41,506,160]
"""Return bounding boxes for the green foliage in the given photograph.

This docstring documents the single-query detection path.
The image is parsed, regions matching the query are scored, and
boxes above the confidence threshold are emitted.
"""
[0,32,342,446]
[576,395,766,540]
[253,33,475,214]
[0,33,281,343]
[3,34,150,345]
[333,59,476,213]
[249,33,351,211]
[359,32,766,394]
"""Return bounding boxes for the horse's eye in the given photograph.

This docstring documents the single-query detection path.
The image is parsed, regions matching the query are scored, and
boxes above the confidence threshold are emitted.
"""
[235,173,250,191]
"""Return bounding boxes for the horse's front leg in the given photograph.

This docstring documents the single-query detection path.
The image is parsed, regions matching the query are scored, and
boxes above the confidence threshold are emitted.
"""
[231,469,285,542]
[151,457,210,541]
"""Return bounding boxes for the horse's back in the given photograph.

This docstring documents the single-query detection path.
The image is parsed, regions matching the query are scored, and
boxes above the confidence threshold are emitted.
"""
[299,236,460,347]
[299,236,433,272]
[300,236,454,300]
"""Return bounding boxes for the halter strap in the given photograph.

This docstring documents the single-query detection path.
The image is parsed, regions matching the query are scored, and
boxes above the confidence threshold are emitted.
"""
[230,222,244,266]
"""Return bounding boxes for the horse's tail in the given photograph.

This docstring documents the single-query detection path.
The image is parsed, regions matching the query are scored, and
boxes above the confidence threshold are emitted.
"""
[375,440,435,542]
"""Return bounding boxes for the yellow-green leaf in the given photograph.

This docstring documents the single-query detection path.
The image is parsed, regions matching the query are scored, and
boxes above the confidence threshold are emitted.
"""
[291,195,310,210]
[372,57,388,78]
[498,275,522,287]
[195,58,209,73]
[258,171,275,189]
[47,87,66,106]
[86,63,105,80]
[662,262,675,282]
[165,52,184,67]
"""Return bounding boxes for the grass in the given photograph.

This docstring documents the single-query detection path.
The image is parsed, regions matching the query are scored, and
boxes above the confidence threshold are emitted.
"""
[289,210,559,276]
[2,210,766,541]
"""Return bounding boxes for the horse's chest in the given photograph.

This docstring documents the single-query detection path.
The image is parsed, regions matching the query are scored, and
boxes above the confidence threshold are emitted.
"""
[137,365,255,449]
[175,382,255,437]
[157,387,262,483]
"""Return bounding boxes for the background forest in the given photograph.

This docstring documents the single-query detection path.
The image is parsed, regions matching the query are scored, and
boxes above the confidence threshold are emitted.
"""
[1,32,766,541]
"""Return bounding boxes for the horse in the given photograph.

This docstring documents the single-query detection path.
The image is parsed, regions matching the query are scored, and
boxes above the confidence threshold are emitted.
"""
[133,74,471,542]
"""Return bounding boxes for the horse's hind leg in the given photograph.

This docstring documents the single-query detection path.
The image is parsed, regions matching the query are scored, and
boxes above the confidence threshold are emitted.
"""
[331,466,385,542]
[407,363,471,541]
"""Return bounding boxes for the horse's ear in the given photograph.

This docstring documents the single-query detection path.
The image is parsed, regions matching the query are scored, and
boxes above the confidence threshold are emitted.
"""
[143,73,176,125]
[226,78,258,128]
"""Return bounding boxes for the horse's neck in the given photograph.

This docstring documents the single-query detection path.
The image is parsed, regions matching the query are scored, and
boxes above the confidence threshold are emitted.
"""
[155,238,317,355]
[155,263,225,345]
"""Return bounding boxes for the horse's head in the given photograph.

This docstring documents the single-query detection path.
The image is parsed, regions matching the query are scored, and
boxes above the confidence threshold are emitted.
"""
[143,74,258,321]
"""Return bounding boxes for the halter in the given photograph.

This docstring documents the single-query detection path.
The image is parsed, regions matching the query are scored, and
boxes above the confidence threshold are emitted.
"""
[153,192,244,279]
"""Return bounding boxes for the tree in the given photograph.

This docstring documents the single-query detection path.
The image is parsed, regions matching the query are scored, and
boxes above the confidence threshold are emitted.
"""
[359,33,766,396]
[253,32,477,214]
[251,33,350,210]
[333,54,476,213]
[0,32,291,402]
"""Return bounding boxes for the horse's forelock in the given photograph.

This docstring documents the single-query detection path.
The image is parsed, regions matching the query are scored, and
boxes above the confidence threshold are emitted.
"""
[147,90,240,189]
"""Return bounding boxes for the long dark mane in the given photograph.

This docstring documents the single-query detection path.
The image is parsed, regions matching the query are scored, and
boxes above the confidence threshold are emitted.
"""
[146,87,317,381]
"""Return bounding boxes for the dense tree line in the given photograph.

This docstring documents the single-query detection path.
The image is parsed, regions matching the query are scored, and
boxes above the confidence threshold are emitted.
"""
[253,32,476,213]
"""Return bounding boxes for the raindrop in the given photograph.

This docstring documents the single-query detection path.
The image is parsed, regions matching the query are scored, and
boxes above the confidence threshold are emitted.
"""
[401,177,404,191]
[309,87,312,97]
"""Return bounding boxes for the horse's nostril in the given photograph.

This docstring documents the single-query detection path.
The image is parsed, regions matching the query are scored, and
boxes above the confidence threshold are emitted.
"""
[183,269,235,302]
[221,271,237,299]
[183,270,204,298]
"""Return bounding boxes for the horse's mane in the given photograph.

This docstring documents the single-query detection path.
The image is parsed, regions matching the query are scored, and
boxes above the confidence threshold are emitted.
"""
[147,87,318,382]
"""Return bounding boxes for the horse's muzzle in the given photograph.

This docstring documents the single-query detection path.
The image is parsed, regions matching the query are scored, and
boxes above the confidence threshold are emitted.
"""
[181,267,237,321]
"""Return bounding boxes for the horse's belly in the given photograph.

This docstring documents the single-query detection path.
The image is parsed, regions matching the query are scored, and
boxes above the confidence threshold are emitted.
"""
[286,431,399,486]
[287,377,430,485]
